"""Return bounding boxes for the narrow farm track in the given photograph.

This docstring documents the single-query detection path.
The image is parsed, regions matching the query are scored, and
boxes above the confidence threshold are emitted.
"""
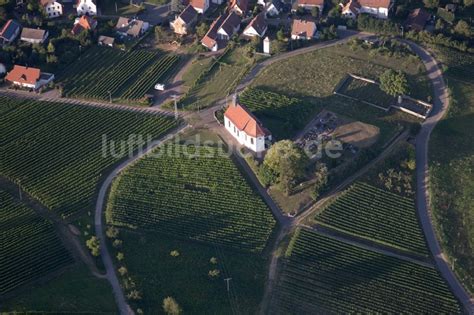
[405,41,474,313]
[94,124,188,315]
[0,89,177,118]
[300,225,434,268]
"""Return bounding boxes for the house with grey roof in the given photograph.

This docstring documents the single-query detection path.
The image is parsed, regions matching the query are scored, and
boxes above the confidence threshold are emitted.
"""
[0,20,21,45]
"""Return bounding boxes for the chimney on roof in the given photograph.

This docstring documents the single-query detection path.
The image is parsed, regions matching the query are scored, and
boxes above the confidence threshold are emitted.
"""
[232,93,238,107]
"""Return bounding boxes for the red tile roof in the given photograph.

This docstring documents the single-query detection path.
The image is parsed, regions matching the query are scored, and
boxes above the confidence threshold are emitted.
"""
[358,0,390,9]
[191,0,206,10]
[71,15,97,35]
[291,19,316,38]
[5,65,41,85]
[296,0,324,6]
[225,102,270,137]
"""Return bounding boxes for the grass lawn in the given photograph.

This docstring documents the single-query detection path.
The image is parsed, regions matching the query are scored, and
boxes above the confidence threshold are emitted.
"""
[180,45,257,110]
[181,56,215,88]
[428,47,474,293]
[337,75,395,109]
[111,230,267,314]
[249,42,428,140]
[1,264,116,313]
[101,0,144,16]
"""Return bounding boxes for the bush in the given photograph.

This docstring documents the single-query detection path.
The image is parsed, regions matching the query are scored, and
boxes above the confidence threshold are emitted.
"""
[163,297,182,315]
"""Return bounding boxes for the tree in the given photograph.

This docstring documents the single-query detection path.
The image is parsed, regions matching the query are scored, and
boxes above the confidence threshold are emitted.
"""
[311,6,319,18]
[263,140,308,195]
[310,163,328,200]
[106,226,119,238]
[276,29,286,41]
[170,250,180,257]
[379,69,409,97]
[163,297,182,315]
[118,266,128,276]
[423,0,439,8]
[86,236,100,256]
[112,239,123,248]
[117,252,125,261]
[47,42,55,54]
[155,26,164,41]
[208,269,220,278]
[454,20,471,37]
[196,22,209,38]
[210,257,218,264]
[464,0,474,6]
[171,0,184,13]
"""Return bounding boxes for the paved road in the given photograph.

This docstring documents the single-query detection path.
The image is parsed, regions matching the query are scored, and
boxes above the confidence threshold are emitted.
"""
[94,124,188,315]
[405,41,474,314]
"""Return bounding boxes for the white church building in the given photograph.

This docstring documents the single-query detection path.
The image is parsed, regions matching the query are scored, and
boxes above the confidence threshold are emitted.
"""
[224,96,272,153]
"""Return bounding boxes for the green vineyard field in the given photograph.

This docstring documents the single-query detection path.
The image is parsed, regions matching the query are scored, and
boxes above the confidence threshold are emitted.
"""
[106,144,276,252]
[314,182,429,256]
[239,88,316,139]
[0,97,176,218]
[275,229,461,314]
[58,47,179,103]
[0,189,74,295]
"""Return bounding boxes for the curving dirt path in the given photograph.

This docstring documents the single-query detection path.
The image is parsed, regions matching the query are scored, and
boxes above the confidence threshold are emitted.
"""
[94,124,188,315]
[405,41,474,313]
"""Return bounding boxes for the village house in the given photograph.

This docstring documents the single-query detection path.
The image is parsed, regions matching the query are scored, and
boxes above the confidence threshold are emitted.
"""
[264,0,284,17]
[201,13,240,51]
[340,0,392,19]
[224,96,272,153]
[243,13,267,38]
[170,5,198,35]
[0,20,21,45]
[76,0,97,16]
[294,0,324,14]
[98,35,115,47]
[116,17,149,38]
[229,0,249,16]
[291,19,317,39]
[5,65,54,90]
[71,15,97,35]
[405,8,431,31]
[190,0,209,14]
[20,28,48,44]
[40,0,63,18]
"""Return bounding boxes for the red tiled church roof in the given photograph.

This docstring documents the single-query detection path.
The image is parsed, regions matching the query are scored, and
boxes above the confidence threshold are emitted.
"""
[224,101,271,137]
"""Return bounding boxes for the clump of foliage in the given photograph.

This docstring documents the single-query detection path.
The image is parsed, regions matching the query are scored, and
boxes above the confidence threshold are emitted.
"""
[163,297,182,315]
[379,69,409,96]
[263,140,309,195]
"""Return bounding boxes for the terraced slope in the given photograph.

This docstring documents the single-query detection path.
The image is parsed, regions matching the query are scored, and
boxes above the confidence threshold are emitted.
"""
[106,144,277,252]
[0,189,74,295]
[1,97,176,218]
[274,229,461,314]
[314,182,429,256]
